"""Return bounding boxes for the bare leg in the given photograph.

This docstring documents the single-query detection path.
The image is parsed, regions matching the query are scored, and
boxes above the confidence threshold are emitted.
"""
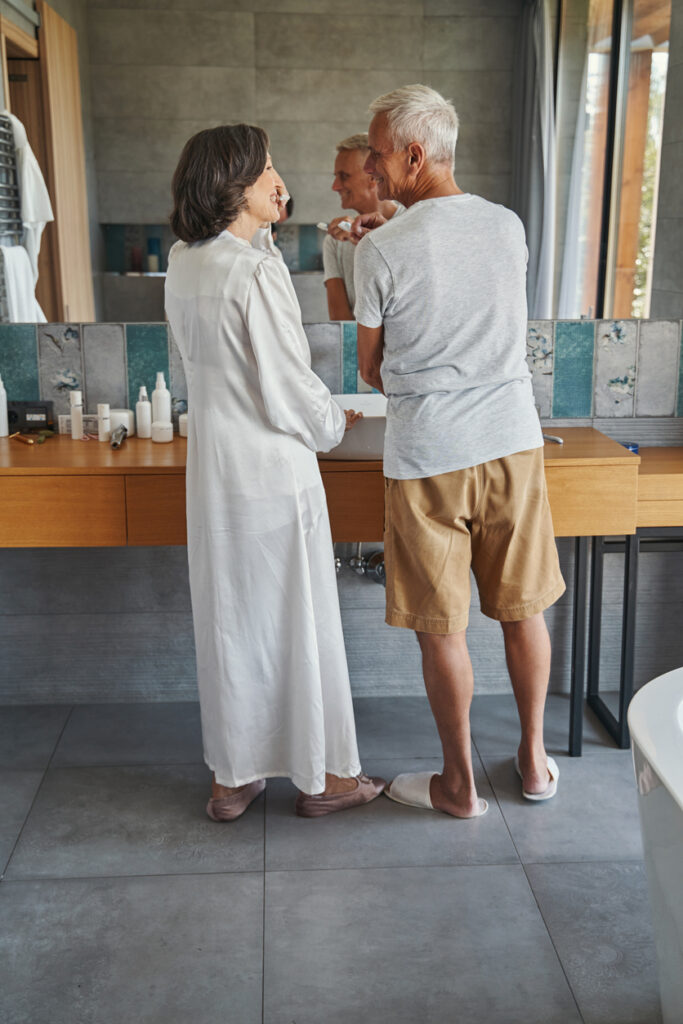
[416,630,482,817]
[500,613,552,794]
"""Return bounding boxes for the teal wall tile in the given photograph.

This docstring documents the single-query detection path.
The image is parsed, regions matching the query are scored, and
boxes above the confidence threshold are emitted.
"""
[342,321,358,394]
[552,321,595,418]
[298,224,322,271]
[0,324,39,401]
[126,324,170,409]
[678,322,683,417]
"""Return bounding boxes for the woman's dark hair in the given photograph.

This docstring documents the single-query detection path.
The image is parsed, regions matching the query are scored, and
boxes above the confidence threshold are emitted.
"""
[170,124,269,243]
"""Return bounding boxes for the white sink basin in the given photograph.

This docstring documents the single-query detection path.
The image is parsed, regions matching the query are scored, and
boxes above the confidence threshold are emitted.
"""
[326,393,387,460]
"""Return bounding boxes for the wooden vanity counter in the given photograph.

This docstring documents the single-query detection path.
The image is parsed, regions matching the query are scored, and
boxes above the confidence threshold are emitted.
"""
[0,427,639,547]
[636,447,683,527]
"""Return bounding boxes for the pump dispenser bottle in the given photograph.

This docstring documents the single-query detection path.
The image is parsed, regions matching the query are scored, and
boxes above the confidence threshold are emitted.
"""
[0,373,8,437]
[136,385,152,438]
[70,390,84,440]
[152,372,171,424]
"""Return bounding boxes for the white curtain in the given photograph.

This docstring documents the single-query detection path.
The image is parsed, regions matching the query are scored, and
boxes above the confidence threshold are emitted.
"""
[510,0,557,318]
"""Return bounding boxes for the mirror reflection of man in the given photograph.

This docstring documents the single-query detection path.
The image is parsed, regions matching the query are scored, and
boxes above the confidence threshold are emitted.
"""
[323,133,400,321]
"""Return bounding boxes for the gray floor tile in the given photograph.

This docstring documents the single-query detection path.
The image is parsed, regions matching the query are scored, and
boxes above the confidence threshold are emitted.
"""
[53,701,203,766]
[481,750,643,863]
[0,872,263,1024]
[263,865,581,1024]
[0,771,42,874]
[470,693,611,756]
[6,764,264,880]
[527,862,662,1024]
[0,705,70,769]
[265,756,518,871]
[353,695,442,758]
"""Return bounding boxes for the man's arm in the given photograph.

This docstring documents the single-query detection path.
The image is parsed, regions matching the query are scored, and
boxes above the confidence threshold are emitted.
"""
[357,323,385,393]
[325,278,354,321]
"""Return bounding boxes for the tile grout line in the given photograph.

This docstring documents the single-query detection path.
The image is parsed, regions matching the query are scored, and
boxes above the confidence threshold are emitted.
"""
[475,745,587,1024]
[1,706,75,881]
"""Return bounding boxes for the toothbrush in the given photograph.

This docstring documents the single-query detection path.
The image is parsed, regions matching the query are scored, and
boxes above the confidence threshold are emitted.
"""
[317,220,352,233]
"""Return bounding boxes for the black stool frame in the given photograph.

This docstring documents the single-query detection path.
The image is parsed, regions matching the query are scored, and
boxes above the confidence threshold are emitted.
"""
[587,527,683,748]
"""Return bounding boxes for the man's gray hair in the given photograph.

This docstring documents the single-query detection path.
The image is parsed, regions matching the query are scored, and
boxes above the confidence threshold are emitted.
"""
[336,132,369,153]
[368,84,458,167]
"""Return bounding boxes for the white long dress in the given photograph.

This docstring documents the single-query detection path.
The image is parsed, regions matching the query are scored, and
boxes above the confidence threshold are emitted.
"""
[165,228,361,794]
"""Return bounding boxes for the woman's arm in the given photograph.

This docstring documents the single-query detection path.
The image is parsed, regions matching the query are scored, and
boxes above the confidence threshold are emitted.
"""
[245,257,346,452]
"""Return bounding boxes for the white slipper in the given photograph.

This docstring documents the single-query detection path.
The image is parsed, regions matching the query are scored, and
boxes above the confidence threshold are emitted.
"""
[385,772,488,818]
[514,755,559,801]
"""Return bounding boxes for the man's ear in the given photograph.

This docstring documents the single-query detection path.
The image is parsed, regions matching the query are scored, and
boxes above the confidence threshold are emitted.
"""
[406,142,425,171]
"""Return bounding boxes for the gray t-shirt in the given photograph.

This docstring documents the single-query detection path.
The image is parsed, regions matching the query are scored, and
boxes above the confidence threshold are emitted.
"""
[354,194,542,480]
[322,232,357,309]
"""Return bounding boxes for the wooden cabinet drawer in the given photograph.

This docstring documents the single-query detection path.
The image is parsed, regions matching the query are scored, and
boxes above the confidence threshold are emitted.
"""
[546,464,638,537]
[0,476,126,547]
[126,475,187,546]
[320,470,384,542]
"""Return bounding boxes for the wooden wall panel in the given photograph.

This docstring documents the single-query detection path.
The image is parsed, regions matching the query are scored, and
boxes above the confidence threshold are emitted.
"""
[36,0,94,321]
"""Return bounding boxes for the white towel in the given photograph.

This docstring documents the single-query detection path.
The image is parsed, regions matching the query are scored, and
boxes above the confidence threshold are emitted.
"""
[1,110,54,284]
[0,244,46,321]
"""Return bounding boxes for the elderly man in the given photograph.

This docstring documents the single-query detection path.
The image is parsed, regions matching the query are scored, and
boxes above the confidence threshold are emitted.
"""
[323,133,400,321]
[354,84,565,818]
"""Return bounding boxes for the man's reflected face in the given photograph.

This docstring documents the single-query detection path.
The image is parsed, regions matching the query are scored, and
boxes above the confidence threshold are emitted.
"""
[331,148,376,212]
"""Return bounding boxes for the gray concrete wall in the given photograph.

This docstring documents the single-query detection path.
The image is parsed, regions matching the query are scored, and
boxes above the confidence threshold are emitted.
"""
[651,0,683,317]
[85,0,522,224]
[2,539,682,704]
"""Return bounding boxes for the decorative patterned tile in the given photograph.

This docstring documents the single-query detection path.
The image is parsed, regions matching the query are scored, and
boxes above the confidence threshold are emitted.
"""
[342,320,358,394]
[552,320,595,418]
[37,324,84,416]
[82,324,127,415]
[526,320,553,417]
[0,324,39,401]
[125,324,170,410]
[594,320,638,417]
[635,319,679,416]
[305,323,343,394]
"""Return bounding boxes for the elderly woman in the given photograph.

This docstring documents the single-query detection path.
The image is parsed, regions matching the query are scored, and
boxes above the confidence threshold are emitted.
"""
[165,124,384,820]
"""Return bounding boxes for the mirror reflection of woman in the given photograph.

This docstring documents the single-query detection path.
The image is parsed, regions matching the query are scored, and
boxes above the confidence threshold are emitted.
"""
[166,125,385,820]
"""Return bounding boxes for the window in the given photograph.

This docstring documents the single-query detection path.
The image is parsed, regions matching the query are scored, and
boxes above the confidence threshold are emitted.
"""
[555,0,671,318]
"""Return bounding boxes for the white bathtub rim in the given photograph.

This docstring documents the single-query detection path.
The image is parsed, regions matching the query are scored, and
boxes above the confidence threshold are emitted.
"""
[628,668,683,816]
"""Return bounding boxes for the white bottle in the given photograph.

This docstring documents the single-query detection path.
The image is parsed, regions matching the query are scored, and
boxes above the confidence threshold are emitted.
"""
[136,385,152,438]
[0,373,8,437]
[97,403,111,442]
[70,390,83,440]
[152,372,171,424]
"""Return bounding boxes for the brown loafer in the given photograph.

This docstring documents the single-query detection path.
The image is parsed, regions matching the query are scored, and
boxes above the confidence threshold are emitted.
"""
[295,773,386,818]
[206,778,266,822]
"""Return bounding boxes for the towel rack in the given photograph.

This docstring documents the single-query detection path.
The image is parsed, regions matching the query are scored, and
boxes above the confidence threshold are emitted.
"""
[0,115,23,322]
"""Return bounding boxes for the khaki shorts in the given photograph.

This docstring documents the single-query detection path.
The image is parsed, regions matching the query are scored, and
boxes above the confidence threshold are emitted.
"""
[384,448,566,634]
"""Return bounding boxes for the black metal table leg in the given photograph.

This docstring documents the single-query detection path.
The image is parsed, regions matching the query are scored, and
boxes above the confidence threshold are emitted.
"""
[587,531,640,748]
[587,536,604,699]
[569,536,589,756]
